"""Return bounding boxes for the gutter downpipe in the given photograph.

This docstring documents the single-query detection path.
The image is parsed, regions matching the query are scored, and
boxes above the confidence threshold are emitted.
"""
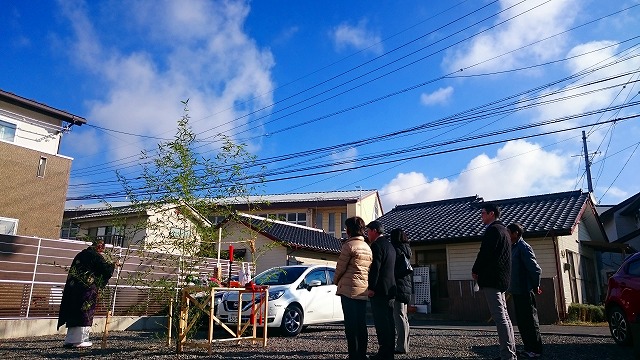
[552,235,567,321]
[26,237,43,318]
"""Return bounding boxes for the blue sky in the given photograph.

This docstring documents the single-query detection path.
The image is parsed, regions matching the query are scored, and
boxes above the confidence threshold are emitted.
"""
[2,0,639,212]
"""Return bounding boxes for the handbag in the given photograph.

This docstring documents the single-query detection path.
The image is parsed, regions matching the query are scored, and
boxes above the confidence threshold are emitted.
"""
[395,247,413,277]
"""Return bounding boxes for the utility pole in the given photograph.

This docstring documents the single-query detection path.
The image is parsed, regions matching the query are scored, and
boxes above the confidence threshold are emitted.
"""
[582,130,594,193]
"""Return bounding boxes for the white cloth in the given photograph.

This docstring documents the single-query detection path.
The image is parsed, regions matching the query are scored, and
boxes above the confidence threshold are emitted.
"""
[65,326,90,345]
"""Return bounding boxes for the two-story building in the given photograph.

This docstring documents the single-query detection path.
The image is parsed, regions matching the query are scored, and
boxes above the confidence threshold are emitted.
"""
[0,90,85,239]
[216,189,383,239]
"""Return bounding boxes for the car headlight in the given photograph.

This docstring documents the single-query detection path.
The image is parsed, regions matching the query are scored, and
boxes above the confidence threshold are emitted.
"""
[268,290,285,300]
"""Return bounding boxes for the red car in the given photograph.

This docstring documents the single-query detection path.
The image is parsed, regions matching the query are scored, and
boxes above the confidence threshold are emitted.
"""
[605,252,640,345]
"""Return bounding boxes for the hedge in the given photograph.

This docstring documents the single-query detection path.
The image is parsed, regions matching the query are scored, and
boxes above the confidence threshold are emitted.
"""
[567,303,605,323]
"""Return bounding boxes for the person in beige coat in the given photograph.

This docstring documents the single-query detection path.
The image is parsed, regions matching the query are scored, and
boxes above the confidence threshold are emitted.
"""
[334,216,373,360]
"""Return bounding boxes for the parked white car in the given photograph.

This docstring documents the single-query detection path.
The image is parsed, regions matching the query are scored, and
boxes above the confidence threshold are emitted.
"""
[217,265,344,336]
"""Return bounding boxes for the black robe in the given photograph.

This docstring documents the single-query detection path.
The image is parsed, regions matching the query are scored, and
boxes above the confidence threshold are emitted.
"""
[57,246,115,329]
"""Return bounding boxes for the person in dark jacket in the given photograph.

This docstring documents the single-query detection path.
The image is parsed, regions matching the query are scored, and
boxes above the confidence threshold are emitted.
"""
[57,240,116,348]
[366,220,396,360]
[390,228,412,355]
[472,203,516,360]
[507,223,543,358]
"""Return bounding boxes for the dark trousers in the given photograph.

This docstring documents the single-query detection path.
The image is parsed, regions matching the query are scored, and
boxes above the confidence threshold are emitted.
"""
[341,296,368,360]
[370,296,395,359]
[513,291,543,354]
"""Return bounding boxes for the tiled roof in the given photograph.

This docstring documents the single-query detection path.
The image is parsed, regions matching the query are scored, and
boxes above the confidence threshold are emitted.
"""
[70,205,143,220]
[377,190,591,244]
[237,214,342,254]
[218,190,378,204]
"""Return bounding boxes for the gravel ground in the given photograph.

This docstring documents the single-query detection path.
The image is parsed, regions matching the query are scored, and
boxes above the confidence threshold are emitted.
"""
[0,324,635,359]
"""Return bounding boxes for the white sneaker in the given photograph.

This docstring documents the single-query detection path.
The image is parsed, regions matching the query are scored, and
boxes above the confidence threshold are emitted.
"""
[74,341,93,348]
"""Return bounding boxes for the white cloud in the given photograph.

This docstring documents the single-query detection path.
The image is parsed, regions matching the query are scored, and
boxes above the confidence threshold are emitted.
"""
[331,19,383,55]
[330,147,358,171]
[420,86,454,106]
[380,139,576,209]
[444,0,579,74]
[58,0,275,162]
[530,41,640,138]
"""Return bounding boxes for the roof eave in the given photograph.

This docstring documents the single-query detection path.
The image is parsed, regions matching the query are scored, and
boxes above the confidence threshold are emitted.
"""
[0,89,87,125]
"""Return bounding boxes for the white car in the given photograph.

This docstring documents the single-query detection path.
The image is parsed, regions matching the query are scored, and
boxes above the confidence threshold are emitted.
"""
[217,265,344,336]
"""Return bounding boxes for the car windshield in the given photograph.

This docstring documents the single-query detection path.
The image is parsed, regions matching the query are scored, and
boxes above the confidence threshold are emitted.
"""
[253,267,307,285]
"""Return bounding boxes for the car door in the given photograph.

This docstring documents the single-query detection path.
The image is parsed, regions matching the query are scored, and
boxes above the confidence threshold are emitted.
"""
[621,256,640,319]
[327,268,343,321]
[298,268,333,323]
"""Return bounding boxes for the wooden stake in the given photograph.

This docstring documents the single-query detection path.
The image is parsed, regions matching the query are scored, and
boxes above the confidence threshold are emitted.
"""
[101,310,111,349]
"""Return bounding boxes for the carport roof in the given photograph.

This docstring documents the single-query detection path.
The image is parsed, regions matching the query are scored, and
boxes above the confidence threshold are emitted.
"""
[231,213,342,254]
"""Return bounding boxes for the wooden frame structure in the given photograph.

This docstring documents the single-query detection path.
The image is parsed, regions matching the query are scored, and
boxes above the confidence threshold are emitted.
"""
[176,286,269,354]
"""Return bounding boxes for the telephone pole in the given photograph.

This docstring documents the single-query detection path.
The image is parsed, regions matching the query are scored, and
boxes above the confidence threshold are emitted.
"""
[582,130,594,193]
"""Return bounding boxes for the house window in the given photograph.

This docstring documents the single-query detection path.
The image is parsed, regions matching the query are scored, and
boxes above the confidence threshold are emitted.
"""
[316,212,323,230]
[328,213,335,236]
[88,226,125,247]
[210,216,226,224]
[0,120,16,142]
[37,157,47,177]
[374,203,380,219]
[170,227,191,239]
[286,212,307,226]
[566,251,579,303]
[60,221,80,239]
[341,212,347,239]
[0,216,18,235]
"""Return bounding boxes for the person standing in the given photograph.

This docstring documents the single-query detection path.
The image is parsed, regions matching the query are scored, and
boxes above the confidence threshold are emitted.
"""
[57,240,116,348]
[390,228,412,355]
[507,223,543,358]
[334,216,373,360]
[366,220,396,360]
[472,203,516,360]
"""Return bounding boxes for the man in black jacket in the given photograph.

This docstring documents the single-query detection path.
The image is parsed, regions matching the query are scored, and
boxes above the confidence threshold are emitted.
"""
[472,203,516,360]
[366,220,396,360]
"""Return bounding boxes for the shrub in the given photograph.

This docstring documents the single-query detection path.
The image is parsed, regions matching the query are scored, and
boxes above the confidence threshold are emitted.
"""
[567,303,605,323]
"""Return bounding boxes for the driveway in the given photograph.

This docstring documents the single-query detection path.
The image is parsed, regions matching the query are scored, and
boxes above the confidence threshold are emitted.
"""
[0,323,635,359]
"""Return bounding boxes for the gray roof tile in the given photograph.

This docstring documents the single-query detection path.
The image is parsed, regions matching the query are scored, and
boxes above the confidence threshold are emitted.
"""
[377,190,590,243]
[239,214,342,254]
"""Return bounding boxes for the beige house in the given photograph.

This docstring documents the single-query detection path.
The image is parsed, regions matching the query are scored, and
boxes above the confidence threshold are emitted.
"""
[0,89,86,239]
[216,190,383,239]
[64,203,210,255]
[217,213,341,274]
[376,190,608,324]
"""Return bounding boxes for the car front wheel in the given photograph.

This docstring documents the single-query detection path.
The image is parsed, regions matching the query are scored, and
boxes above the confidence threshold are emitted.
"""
[609,306,632,346]
[280,305,303,336]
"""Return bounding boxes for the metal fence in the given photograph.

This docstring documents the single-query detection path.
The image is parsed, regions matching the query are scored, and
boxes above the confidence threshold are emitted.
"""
[0,234,250,319]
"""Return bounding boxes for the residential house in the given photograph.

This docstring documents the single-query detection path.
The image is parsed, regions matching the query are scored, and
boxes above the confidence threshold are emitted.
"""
[216,190,383,238]
[63,200,344,274]
[64,202,212,255]
[598,191,640,277]
[217,213,342,274]
[0,90,86,239]
[375,190,608,324]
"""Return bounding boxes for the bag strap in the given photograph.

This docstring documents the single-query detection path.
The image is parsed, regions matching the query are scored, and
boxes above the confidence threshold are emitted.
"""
[397,245,409,259]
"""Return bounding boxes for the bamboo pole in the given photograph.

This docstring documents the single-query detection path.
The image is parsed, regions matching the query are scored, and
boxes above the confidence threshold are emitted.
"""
[167,299,173,347]
[101,310,111,349]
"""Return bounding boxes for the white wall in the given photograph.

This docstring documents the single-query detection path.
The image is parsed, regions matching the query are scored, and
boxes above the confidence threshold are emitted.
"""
[447,238,556,281]
[0,105,63,155]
